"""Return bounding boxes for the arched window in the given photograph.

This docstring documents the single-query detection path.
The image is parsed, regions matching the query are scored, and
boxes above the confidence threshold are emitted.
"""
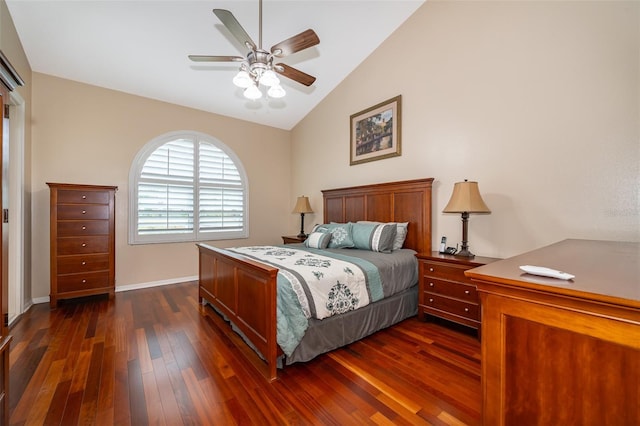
[129,131,248,244]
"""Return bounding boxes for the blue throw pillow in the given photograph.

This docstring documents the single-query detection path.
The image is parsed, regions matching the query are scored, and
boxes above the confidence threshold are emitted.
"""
[315,223,355,248]
[357,221,408,250]
[351,222,397,253]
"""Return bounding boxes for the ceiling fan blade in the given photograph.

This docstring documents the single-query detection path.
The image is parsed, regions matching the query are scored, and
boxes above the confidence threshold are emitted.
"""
[188,55,245,63]
[274,63,316,87]
[213,9,257,51]
[271,29,320,57]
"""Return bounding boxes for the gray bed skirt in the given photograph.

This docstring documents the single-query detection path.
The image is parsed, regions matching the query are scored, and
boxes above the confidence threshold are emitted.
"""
[286,284,418,364]
[205,284,418,367]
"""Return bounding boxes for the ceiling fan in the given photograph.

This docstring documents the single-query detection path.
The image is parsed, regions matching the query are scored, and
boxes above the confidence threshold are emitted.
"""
[188,0,320,100]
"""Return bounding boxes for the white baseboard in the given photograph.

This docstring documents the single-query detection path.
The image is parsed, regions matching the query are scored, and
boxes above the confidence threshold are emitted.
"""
[115,276,198,292]
[29,276,198,305]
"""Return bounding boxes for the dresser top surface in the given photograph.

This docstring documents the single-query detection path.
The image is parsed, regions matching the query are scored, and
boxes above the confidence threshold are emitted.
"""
[466,239,640,307]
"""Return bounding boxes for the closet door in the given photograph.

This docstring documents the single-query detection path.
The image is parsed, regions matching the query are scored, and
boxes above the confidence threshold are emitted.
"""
[0,81,9,426]
[0,50,24,425]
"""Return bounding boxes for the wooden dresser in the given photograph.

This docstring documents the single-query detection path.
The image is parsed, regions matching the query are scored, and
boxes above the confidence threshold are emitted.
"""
[416,252,500,333]
[466,239,639,425]
[48,183,117,308]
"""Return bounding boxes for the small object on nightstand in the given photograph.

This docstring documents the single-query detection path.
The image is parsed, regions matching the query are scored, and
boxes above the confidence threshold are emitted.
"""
[416,251,501,336]
[282,235,306,244]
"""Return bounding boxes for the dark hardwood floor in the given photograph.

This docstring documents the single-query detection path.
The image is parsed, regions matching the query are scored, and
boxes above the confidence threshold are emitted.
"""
[8,281,480,425]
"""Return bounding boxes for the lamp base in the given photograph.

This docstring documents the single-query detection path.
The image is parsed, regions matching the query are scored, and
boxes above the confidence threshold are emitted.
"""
[455,212,475,258]
[297,232,307,239]
[454,247,475,258]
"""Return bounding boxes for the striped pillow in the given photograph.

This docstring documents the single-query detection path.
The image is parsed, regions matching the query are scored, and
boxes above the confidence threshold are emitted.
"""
[304,231,332,249]
[351,223,397,253]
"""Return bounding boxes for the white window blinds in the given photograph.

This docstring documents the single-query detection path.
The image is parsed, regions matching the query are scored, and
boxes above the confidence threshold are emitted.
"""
[129,132,248,244]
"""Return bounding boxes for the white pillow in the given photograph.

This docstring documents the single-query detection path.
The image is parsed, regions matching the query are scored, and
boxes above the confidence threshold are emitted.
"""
[357,221,408,250]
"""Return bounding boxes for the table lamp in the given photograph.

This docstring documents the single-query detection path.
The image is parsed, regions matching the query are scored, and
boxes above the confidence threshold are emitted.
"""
[442,180,491,258]
[293,196,313,238]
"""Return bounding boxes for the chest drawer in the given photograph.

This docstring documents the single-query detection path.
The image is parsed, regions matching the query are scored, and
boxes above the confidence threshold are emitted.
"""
[57,254,110,275]
[57,271,111,293]
[58,189,111,204]
[422,294,479,321]
[57,236,109,255]
[57,205,110,220]
[57,220,110,237]
[423,278,477,302]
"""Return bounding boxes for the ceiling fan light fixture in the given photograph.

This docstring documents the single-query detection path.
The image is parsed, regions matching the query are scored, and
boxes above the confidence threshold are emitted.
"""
[267,84,286,99]
[233,70,253,88]
[243,84,263,100]
[259,69,279,87]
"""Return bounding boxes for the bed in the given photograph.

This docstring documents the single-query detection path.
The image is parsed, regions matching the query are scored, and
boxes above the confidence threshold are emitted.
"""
[197,178,433,381]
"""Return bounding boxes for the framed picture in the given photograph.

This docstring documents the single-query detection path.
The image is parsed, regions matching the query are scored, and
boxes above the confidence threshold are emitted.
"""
[350,95,401,166]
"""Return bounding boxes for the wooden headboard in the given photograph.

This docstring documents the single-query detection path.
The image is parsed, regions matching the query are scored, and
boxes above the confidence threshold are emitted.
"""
[322,178,434,254]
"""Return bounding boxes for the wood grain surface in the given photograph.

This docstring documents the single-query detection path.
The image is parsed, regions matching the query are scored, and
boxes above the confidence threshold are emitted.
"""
[9,281,480,425]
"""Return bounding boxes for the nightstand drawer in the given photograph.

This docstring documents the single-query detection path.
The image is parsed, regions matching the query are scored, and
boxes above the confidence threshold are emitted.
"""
[416,252,501,333]
[421,261,473,284]
[423,278,477,302]
[423,294,479,321]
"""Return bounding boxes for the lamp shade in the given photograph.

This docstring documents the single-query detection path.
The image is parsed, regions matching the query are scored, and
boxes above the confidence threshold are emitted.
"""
[292,196,313,214]
[443,180,491,213]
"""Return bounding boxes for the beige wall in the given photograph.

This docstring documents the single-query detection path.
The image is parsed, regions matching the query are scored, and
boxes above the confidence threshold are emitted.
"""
[291,0,640,258]
[31,73,291,299]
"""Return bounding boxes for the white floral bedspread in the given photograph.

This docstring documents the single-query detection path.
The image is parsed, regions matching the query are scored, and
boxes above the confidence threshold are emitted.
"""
[228,246,382,320]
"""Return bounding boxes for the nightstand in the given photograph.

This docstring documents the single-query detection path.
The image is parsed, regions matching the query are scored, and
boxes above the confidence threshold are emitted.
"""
[416,252,501,334]
[282,235,306,244]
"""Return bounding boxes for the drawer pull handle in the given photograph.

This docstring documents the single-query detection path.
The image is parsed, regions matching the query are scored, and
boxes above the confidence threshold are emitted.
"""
[429,282,434,287]
[82,279,87,283]
[82,243,86,247]
[82,195,87,199]
[464,290,470,294]
[82,210,86,214]
[82,261,86,265]
[429,298,434,303]
[429,268,434,272]
[464,307,469,312]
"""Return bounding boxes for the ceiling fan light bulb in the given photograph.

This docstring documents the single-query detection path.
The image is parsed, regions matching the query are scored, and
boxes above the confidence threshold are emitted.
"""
[267,84,286,99]
[244,84,263,100]
[233,71,252,88]
[259,69,280,87]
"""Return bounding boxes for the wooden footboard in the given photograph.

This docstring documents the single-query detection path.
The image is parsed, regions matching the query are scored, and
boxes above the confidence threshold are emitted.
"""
[197,243,281,382]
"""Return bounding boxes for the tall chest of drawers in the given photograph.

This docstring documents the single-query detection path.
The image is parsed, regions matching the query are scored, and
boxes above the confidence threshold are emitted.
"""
[48,183,118,308]
[417,252,500,333]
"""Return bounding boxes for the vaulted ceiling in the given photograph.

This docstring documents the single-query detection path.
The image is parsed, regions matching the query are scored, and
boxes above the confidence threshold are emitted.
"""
[7,0,425,130]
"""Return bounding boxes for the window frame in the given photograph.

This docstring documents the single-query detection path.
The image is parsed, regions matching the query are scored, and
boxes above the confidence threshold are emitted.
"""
[128,130,249,245]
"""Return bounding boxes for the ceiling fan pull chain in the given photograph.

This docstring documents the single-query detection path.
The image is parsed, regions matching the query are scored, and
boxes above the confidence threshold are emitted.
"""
[258,0,263,50]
